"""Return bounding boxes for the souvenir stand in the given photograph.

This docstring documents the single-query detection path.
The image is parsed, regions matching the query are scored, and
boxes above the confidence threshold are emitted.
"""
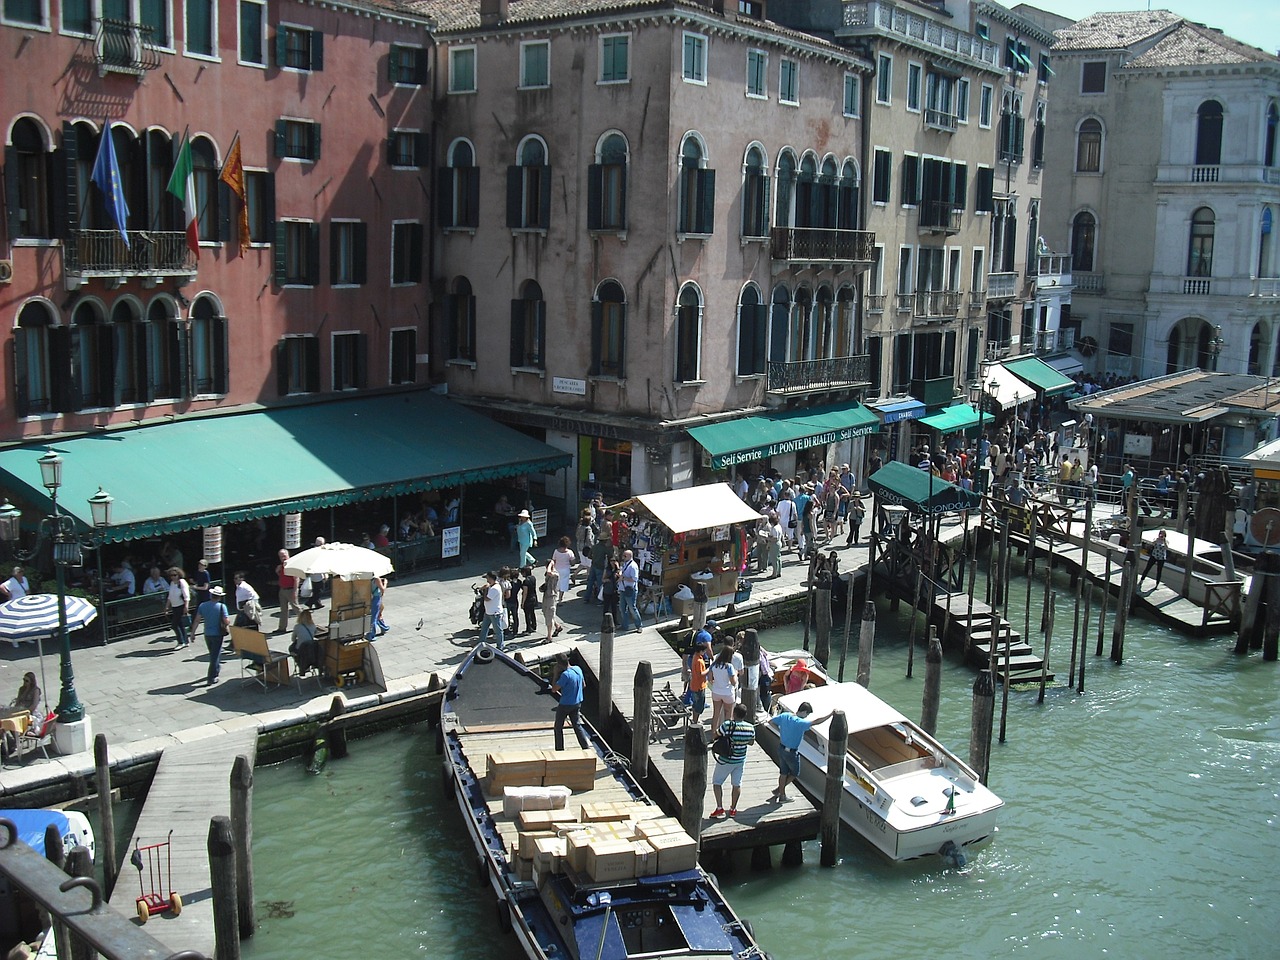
[609,484,764,607]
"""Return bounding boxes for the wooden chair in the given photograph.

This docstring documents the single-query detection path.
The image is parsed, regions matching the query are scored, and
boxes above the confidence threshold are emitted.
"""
[230,626,291,690]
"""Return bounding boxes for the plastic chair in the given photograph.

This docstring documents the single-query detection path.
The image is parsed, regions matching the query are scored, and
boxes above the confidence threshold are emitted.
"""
[20,712,57,762]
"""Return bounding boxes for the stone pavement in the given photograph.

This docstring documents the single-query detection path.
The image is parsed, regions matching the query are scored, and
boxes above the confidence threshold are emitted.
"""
[0,528,880,794]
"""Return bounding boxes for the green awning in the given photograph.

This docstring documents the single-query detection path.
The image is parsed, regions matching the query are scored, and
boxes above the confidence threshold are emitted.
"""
[0,393,571,544]
[1002,356,1075,397]
[867,461,979,515]
[688,401,880,471]
[919,403,981,434]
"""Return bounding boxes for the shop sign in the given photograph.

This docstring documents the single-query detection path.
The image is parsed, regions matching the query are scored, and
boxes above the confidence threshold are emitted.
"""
[712,426,877,470]
[552,377,587,396]
[442,525,461,558]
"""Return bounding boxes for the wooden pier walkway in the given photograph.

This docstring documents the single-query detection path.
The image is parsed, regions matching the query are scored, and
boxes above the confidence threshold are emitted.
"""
[575,630,819,855]
[930,594,1054,683]
[108,728,257,955]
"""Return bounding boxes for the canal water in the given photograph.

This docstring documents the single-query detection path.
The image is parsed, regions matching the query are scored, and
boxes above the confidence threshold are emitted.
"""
[239,574,1280,960]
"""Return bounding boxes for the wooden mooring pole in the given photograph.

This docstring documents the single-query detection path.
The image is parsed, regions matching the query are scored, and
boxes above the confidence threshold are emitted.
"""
[921,627,942,736]
[839,557,857,682]
[739,630,760,719]
[599,613,615,731]
[906,562,923,679]
[632,661,653,779]
[856,601,876,688]
[679,725,708,847]
[803,552,818,650]
[62,845,93,960]
[1039,596,1055,704]
[230,754,256,939]
[820,711,849,868]
[814,558,833,669]
[209,816,241,960]
[1181,512,1197,599]
[998,620,1013,744]
[93,734,118,897]
[1111,559,1134,664]
[1071,498,1093,686]
[969,669,995,785]
[1096,550,1112,657]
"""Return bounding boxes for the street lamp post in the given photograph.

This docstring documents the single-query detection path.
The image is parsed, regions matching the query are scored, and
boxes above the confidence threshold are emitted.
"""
[0,452,113,726]
[1209,325,1225,372]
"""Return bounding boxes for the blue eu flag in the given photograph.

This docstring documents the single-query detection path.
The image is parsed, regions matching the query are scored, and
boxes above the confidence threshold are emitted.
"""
[91,121,130,247]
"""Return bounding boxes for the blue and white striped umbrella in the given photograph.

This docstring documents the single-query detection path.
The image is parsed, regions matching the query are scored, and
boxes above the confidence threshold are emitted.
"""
[0,593,99,641]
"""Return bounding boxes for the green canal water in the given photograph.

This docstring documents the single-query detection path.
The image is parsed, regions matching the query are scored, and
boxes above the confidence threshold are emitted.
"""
[239,576,1280,960]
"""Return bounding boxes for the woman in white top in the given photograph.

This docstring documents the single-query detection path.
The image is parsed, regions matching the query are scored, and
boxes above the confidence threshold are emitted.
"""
[550,537,576,599]
[2,566,29,601]
[166,568,191,648]
[775,496,797,552]
[707,646,738,731]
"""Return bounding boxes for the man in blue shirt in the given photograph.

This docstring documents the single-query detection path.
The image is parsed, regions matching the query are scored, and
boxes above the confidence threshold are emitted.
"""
[190,586,231,686]
[551,654,589,751]
[769,701,834,802]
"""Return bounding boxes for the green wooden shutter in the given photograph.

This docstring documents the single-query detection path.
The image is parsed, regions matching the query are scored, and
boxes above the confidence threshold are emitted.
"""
[276,341,289,396]
[273,221,287,284]
[274,119,287,159]
[212,315,228,394]
[265,171,276,230]
[442,295,457,359]
[464,168,480,228]
[534,300,546,369]
[52,326,77,413]
[329,221,339,285]
[305,337,320,392]
[12,335,29,419]
[58,121,79,242]
[509,299,525,367]
[218,180,232,241]
[538,166,552,229]
[275,28,287,67]
[3,145,20,239]
[307,222,320,285]
[173,320,189,399]
[408,223,423,282]
[354,333,367,389]
[586,164,602,230]
[311,123,321,162]
[752,303,768,374]
[436,167,454,227]
[590,301,603,376]
[310,30,323,71]
[506,166,521,228]
[414,132,428,168]
[96,325,115,407]
[353,222,367,285]
[697,168,715,234]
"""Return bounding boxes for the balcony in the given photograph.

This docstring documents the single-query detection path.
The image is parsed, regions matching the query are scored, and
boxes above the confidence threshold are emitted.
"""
[914,290,961,320]
[771,227,875,267]
[767,355,872,396]
[1035,254,1072,289]
[94,18,163,76]
[865,294,886,313]
[895,293,914,313]
[1157,163,1280,186]
[840,1,999,68]
[63,229,196,284]
[987,272,1018,301]
[1074,271,1104,293]
[918,201,962,235]
[1033,329,1072,354]
[924,108,957,132]
[969,290,987,311]
[1252,278,1280,298]
[910,375,955,409]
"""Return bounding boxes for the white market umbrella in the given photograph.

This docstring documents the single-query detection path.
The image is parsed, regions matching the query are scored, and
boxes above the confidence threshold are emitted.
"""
[283,542,394,582]
[0,593,100,706]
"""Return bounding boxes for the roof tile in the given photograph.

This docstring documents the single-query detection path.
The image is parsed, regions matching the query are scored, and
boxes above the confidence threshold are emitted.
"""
[1051,9,1182,52]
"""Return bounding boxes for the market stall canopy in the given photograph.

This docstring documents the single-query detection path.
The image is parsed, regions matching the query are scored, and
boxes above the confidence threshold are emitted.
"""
[1002,356,1076,397]
[1069,370,1280,426]
[919,403,981,435]
[868,461,980,515]
[867,397,926,424]
[0,393,571,544]
[983,363,1037,410]
[1044,354,1085,377]
[614,484,762,534]
[687,401,880,470]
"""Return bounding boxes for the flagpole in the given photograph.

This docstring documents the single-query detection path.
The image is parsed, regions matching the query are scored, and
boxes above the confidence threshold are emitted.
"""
[218,130,242,178]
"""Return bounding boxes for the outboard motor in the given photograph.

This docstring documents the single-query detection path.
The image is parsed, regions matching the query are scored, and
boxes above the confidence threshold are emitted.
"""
[939,840,966,870]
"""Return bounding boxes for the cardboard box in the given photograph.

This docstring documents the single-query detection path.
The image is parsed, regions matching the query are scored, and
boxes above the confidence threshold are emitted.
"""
[507,843,534,881]
[533,837,567,875]
[502,785,571,818]
[580,802,634,823]
[633,817,685,841]
[487,751,547,789]
[566,829,595,873]
[518,829,559,859]
[517,808,579,830]
[541,748,599,790]
[586,839,638,882]
[632,840,658,877]
[647,832,698,874]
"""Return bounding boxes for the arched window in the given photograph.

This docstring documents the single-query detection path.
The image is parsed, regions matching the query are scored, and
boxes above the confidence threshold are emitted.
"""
[677,134,714,235]
[510,280,546,369]
[111,298,146,404]
[741,145,770,239]
[1026,199,1040,276]
[191,294,228,395]
[147,297,183,401]
[998,92,1025,163]
[447,277,476,362]
[72,301,111,409]
[1076,118,1102,172]
[835,287,856,357]
[818,157,839,229]
[191,136,219,242]
[674,283,702,381]
[1249,322,1267,376]
[774,150,796,228]
[591,280,626,377]
[588,132,628,231]
[1187,207,1215,277]
[1071,211,1096,272]
[837,160,860,230]
[814,286,834,359]
[509,136,550,230]
[146,129,178,231]
[1266,103,1278,168]
[736,284,766,376]
[442,139,479,229]
[1260,206,1275,278]
[789,286,812,362]
[1195,101,1223,166]
[795,154,818,228]
[769,285,790,363]
[1032,101,1046,168]
[9,117,53,238]
[14,301,56,417]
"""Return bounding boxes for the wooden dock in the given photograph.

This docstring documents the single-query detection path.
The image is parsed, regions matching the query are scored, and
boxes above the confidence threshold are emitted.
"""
[929,594,1054,683]
[575,629,819,855]
[108,728,257,955]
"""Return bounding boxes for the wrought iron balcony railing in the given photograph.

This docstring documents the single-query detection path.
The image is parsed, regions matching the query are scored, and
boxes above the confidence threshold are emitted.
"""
[94,18,163,75]
[767,355,871,395]
[918,201,962,234]
[771,227,875,265]
[63,229,197,277]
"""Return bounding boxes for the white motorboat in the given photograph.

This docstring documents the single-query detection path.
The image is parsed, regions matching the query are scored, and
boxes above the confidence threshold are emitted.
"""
[759,680,1002,864]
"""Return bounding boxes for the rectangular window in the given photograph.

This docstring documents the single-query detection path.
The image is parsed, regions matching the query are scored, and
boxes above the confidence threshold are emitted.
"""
[449,46,476,93]
[1108,322,1134,357]
[238,0,264,65]
[979,83,993,128]
[843,73,859,117]
[1038,52,1053,84]
[62,0,91,34]
[244,170,272,244]
[275,119,321,161]
[975,166,994,213]
[140,0,168,46]
[278,336,319,395]
[277,24,322,71]
[897,246,913,295]
[520,40,549,88]
[277,220,319,286]
[332,332,366,391]
[1081,60,1106,93]
[329,221,366,287]
[976,21,989,41]
[901,154,919,206]
[876,54,892,104]
[682,31,706,84]
[390,328,417,385]
[389,44,426,84]
[600,34,629,83]
[746,49,767,98]
[956,78,970,122]
[779,58,798,104]
[872,148,891,204]
[391,221,423,285]
[184,0,215,58]
[388,129,425,168]
[971,248,985,291]
[4,0,45,27]
[906,61,922,112]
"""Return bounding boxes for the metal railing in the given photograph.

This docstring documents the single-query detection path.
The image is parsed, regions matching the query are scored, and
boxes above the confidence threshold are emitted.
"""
[94,17,162,74]
[918,201,961,233]
[924,108,957,132]
[63,229,196,276]
[841,1,999,67]
[767,354,871,394]
[770,226,875,264]
[914,290,961,318]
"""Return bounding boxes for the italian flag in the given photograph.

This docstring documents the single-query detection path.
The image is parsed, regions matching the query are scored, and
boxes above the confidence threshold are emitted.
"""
[167,134,199,259]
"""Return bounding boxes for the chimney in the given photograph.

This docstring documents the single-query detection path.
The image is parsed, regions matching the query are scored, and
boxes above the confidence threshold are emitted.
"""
[480,0,508,27]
